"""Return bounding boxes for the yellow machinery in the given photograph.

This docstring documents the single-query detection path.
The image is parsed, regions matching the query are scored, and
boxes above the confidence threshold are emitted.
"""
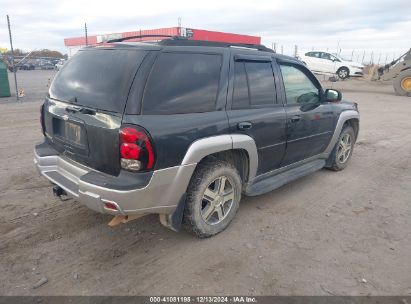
[371,49,411,97]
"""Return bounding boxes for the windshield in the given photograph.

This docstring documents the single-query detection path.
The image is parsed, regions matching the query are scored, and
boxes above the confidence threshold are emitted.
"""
[49,49,146,112]
[332,53,351,61]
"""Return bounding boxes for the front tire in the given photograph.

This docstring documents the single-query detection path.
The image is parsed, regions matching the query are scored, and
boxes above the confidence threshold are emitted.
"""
[337,67,349,80]
[393,69,411,96]
[326,126,355,171]
[183,159,242,238]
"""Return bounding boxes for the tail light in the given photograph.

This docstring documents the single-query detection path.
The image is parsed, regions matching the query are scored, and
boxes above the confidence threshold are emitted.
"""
[119,125,155,172]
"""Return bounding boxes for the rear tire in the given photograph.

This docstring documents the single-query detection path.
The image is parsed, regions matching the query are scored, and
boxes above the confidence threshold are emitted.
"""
[337,67,349,80]
[326,126,355,171]
[393,69,411,96]
[183,159,242,238]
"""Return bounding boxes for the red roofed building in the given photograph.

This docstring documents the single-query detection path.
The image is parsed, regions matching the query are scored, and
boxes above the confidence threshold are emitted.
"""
[64,27,261,57]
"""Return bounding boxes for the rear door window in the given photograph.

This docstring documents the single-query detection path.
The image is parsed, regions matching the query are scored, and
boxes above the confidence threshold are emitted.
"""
[232,61,277,109]
[246,62,277,106]
[142,52,222,114]
[232,62,249,109]
[50,49,146,112]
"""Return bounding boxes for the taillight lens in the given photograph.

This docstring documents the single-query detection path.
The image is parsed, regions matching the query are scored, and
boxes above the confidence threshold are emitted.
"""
[120,128,138,143]
[119,126,155,172]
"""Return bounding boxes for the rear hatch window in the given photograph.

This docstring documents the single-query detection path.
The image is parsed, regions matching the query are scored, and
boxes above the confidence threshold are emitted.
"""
[50,48,146,113]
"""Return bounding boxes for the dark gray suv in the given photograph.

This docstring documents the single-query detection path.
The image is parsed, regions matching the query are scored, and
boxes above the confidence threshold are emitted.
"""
[35,37,359,237]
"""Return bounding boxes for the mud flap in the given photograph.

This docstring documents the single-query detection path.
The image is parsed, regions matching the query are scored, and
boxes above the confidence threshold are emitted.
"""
[159,193,187,232]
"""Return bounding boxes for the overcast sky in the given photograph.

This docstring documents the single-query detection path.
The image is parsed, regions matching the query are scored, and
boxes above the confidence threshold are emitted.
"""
[1,0,410,61]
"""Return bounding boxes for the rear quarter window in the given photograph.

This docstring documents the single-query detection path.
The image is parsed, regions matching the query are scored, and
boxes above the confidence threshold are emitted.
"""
[142,52,222,114]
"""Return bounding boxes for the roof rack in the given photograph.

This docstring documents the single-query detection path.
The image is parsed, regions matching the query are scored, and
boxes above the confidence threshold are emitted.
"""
[106,35,187,43]
[158,38,275,53]
[106,35,275,53]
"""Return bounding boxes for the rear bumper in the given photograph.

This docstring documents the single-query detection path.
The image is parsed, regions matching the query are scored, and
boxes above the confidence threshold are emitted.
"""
[34,142,196,216]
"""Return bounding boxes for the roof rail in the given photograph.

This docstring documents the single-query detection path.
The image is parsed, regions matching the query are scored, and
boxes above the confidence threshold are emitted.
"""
[106,35,187,43]
[107,35,275,53]
[158,39,275,53]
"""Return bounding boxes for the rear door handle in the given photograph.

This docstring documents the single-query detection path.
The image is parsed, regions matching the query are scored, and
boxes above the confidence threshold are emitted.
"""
[290,115,301,123]
[238,122,253,130]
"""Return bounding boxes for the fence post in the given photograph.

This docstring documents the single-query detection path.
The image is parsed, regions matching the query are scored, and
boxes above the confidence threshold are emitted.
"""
[7,15,19,102]
[84,22,88,46]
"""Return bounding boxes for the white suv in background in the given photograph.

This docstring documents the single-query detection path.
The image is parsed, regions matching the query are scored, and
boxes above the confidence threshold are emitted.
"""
[55,60,66,71]
[299,51,364,79]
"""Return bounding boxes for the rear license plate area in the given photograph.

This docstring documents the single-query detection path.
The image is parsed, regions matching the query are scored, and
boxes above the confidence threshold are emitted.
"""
[64,122,82,144]
[53,118,87,149]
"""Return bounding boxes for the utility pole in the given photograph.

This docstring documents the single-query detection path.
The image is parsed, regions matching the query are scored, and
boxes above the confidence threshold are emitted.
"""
[281,45,284,55]
[85,23,88,46]
[7,15,18,101]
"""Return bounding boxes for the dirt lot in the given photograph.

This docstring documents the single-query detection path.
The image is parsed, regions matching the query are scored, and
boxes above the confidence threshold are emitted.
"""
[0,71,410,295]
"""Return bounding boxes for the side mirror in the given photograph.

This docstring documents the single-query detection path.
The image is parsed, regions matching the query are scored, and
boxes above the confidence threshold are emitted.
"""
[325,89,342,102]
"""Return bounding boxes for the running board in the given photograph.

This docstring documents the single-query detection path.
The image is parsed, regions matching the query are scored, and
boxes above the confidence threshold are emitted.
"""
[245,159,326,196]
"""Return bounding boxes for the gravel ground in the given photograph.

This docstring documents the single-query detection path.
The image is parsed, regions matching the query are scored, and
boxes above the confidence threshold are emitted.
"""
[0,71,410,295]
[2,69,57,102]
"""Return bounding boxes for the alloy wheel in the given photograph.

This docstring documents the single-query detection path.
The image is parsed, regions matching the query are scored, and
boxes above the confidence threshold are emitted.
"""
[338,69,348,79]
[201,176,235,225]
[336,133,352,164]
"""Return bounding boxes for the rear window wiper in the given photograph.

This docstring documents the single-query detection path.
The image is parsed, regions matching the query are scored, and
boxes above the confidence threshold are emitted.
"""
[68,96,78,103]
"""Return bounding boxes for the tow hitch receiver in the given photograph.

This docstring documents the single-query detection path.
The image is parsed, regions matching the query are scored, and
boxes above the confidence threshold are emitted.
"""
[108,214,147,227]
[52,185,68,200]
